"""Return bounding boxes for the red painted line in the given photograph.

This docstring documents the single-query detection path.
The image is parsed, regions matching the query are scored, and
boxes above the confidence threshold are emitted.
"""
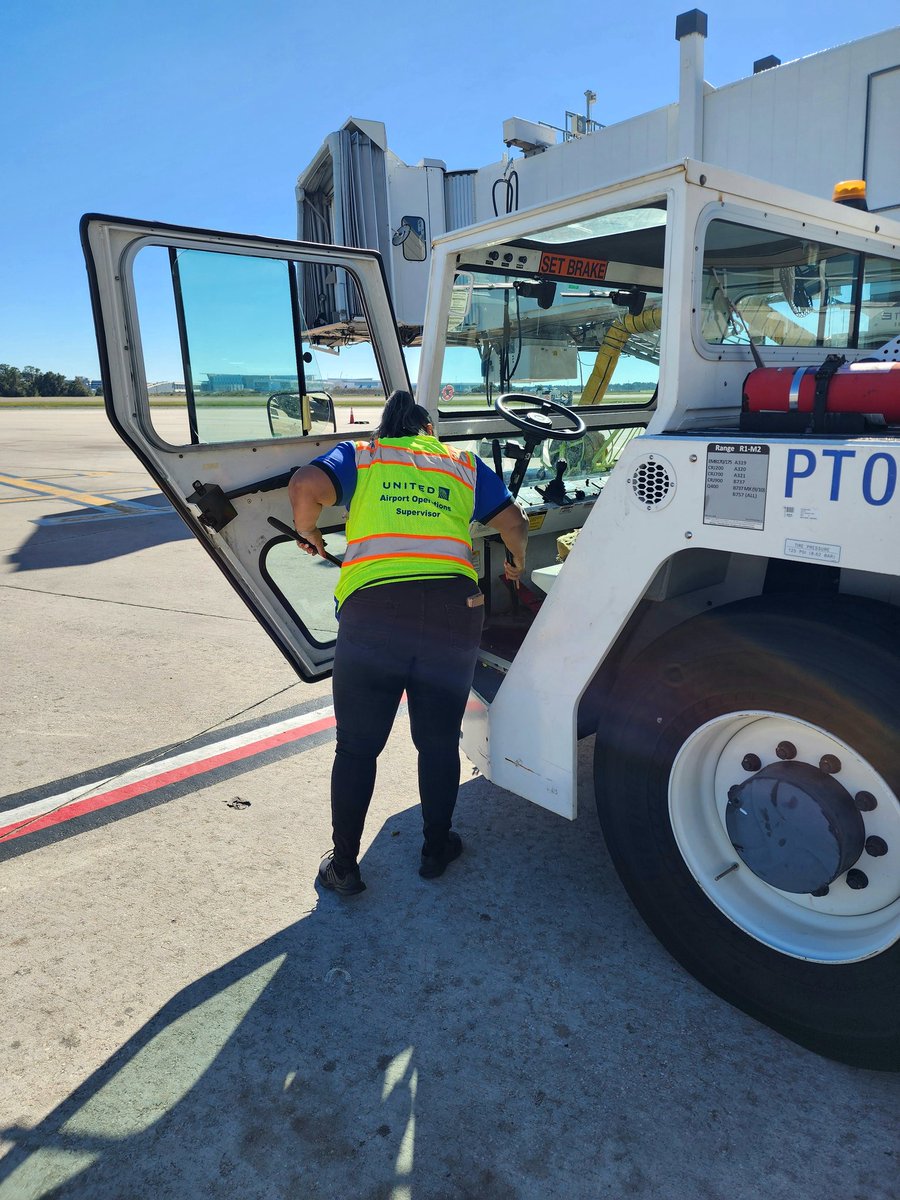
[0,715,336,843]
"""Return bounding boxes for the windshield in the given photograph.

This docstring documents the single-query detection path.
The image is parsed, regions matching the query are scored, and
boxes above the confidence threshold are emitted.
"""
[438,202,666,414]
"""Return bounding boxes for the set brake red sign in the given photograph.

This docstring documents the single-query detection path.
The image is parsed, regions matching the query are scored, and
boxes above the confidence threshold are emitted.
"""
[537,251,609,282]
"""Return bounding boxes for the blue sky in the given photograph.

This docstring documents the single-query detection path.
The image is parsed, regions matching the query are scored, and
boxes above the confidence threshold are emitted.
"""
[1,0,895,379]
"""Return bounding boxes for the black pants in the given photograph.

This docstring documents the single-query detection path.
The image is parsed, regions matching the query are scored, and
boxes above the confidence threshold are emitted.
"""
[330,575,484,871]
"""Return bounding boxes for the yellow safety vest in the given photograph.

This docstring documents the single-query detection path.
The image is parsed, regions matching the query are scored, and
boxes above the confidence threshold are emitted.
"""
[335,435,479,609]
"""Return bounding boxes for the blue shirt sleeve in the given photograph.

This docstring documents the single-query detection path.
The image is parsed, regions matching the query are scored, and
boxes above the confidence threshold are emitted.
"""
[472,454,513,524]
[311,440,357,506]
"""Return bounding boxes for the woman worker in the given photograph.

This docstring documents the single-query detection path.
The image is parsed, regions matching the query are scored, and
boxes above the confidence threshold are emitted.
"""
[289,389,529,896]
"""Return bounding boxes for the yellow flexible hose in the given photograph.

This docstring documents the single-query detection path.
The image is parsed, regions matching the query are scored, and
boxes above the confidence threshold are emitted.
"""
[578,306,663,406]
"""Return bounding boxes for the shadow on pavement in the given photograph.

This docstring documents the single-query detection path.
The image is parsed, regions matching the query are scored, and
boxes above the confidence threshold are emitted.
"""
[7,496,191,572]
[0,777,892,1200]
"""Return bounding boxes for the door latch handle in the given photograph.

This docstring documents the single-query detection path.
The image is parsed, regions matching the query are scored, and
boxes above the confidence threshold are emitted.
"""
[186,480,238,532]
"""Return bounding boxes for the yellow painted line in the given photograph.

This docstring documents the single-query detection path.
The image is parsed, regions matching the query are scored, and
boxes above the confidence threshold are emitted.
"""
[0,472,148,513]
[85,487,151,494]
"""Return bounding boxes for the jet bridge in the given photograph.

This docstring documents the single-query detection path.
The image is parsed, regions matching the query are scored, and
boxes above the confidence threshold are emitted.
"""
[296,118,463,338]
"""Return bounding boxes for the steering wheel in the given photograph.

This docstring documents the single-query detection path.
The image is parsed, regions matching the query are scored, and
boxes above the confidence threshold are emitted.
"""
[493,392,587,501]
[494,393,586,441]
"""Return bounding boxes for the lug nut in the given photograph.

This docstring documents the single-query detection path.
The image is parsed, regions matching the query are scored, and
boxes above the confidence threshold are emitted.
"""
[775,741,797,760]
[855,791,877,812]
[865,836,888,857]
[810,885,830,897]
[819,754,841,774]
[727,785,742,806]
[846,869,869,890]
[741,753,762,772]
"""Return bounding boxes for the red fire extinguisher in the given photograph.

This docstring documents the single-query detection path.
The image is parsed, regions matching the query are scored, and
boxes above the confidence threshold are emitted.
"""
[743,359,900,428]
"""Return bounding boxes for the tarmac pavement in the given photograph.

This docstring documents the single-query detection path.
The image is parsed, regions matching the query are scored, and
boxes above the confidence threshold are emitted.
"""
[0,410,897,1199]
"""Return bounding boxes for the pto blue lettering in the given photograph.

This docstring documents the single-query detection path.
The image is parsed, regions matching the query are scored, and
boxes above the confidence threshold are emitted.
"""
[785,449,816,498]
[821,449,856,501]
[862,453,897,506]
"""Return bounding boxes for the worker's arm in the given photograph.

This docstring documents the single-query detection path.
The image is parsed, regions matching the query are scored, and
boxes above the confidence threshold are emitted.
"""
[486,501,529,582]
[287,464,337,558]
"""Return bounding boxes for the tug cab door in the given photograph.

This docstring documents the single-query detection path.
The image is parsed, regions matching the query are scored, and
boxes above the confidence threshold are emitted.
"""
[81,215,409,679]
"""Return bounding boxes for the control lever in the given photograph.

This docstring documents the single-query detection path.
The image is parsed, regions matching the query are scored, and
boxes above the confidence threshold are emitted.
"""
[504,546,520,612]
[504,435,542,499]
[267,516,343,567]
[536,459,573,506]
[491,438,504,481]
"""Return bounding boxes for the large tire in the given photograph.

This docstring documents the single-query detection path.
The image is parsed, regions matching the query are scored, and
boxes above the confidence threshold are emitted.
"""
[594,595,900,1070]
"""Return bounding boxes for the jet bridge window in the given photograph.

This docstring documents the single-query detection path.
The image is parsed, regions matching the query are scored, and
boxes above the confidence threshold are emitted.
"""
[439,203,666,414]
[131,245,386,446]
[700,220,861,350]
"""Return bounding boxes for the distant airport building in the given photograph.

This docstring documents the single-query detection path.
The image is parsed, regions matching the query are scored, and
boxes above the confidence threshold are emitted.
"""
[320,377,381,392]
[199,374,301,393]
[296,20,900,333]
[196,373,385,394]
[147,381,186,395]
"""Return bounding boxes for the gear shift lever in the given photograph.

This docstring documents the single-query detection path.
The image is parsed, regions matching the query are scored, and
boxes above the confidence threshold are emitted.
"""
[538,458,572,505]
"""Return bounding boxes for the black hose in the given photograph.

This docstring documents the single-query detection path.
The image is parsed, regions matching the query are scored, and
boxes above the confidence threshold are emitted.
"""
[511,287,523,379]
[491,170,520,217]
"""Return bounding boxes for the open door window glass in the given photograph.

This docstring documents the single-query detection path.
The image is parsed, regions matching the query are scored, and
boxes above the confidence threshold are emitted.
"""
[82,215,408,679]
[261,530,349,647]
[131,245,385,446]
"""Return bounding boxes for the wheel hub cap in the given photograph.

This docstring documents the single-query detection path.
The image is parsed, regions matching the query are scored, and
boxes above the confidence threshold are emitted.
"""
[726,760,865,893]
[669,712,900,962]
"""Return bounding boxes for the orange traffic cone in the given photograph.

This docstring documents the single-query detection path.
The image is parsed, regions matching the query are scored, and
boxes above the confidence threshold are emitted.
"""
[349,407,355,425]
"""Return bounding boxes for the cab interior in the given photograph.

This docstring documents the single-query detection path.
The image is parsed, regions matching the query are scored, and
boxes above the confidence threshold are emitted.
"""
[427,202,669,681]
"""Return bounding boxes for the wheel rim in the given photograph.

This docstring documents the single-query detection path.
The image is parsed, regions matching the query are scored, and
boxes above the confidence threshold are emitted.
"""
[669,712,900,963]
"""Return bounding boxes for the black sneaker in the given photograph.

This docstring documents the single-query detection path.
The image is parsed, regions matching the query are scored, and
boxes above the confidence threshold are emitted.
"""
[318,852,366,896]
[419,831,463,879]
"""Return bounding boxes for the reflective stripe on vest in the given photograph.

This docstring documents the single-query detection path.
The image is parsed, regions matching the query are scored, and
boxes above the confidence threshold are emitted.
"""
[335,435,479,608]
[355,439,477,489]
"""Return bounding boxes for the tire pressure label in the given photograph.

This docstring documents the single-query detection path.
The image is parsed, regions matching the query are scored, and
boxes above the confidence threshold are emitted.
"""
[704,442,769,530]
[784,538,841,564]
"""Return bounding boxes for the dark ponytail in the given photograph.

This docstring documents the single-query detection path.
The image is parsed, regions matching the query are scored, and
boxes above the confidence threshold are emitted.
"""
[376,389,433,438]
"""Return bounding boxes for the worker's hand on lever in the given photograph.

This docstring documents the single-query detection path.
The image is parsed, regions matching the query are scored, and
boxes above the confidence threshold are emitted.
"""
[296,528,327,559]
[504,550,525,587]
[287,464,338,562]
[488,499,530,591]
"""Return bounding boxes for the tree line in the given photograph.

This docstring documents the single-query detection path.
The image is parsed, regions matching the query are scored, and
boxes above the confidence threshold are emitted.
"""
[0,364,96,397]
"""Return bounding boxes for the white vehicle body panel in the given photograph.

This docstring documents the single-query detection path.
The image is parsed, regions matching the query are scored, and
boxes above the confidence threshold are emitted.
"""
[462,431,900,816]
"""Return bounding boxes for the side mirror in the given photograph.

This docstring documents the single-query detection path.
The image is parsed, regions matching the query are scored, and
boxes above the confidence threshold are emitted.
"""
[267,391,337,438]
[392,216,427,262]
